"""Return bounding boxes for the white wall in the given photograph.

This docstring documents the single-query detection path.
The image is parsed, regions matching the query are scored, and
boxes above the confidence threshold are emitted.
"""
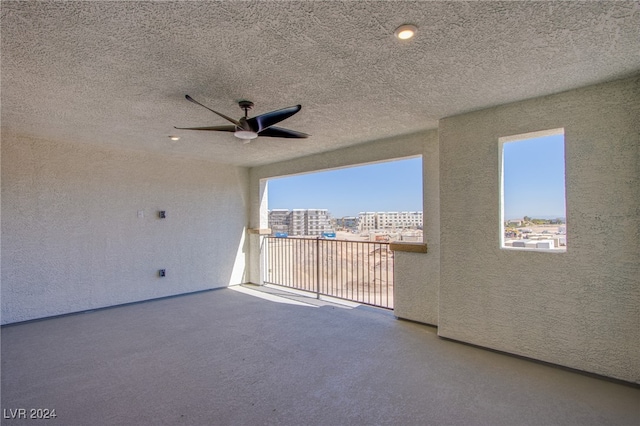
[438,76,640,383]
[1,135,249,324]
[393,251,438,325]
[392,129,440,325]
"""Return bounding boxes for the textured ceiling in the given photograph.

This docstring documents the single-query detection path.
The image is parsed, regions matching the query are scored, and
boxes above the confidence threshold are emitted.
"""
[2,1,639,167]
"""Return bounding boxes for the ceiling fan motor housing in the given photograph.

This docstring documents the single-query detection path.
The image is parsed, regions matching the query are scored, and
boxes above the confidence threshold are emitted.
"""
[238,100,254,111]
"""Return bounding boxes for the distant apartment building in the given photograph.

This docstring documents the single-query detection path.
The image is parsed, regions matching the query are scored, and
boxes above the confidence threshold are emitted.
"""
[358,212,377,231]
[269,209,290,235]
[268,209,334,236]
[290,209,306,236]
[336,216,359,231]
[358,211,423,231]
[306,209,332,236]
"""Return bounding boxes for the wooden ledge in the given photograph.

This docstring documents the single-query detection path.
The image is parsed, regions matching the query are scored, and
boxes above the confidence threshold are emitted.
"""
[248,228,272,235]
[389,242,428,253]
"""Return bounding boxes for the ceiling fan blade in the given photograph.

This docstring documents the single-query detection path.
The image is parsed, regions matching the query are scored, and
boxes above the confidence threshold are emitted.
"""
[247,105,301,133]
[173,125,236,132]
[258,126,309,139]
[184,95,241,126]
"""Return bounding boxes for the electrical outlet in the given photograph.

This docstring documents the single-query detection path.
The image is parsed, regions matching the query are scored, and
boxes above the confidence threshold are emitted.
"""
[159,269,166,277]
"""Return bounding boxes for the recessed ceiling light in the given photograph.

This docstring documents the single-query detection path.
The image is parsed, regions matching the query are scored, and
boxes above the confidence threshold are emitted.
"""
[395,24,417,40]
[169,135,180,141]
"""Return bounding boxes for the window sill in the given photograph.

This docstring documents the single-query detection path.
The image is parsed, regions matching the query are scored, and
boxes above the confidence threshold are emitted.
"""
[389,242,428,253]
[248,228,271,235]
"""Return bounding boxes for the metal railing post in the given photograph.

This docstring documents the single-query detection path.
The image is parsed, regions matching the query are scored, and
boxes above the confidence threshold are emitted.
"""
[316,237,320,299]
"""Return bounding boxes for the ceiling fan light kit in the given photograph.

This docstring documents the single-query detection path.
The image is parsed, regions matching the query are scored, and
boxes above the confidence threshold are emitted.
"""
[175,95,309,142]
[234,130,259,142]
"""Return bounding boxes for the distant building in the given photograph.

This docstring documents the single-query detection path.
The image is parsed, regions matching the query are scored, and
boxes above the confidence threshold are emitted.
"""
[269,209,290,235]
[268,209,334,236]
[306,209,332,236]
[358,212,377,231]
[336,216,359,231]
[358,211,423,232]
[289,209,306,236]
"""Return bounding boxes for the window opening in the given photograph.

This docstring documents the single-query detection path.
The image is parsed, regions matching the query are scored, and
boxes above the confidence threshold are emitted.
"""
[499,129,567,251]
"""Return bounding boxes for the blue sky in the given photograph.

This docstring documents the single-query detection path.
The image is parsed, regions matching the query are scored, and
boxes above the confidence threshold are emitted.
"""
[502,133,566,219]
[268,134,566,220]
[268,157,423,218]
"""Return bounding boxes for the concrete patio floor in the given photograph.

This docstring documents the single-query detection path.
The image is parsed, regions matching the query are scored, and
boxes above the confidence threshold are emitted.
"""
[2,285,639,425]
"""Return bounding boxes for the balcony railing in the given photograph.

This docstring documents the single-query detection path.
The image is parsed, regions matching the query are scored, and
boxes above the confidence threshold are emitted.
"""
[262,236,394,309]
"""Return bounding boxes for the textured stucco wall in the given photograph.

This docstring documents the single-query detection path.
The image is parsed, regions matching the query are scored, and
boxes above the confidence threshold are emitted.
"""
[439,76,640,383]
[393,251,438,326]
[1,136,249,324]
[393,130,440,325]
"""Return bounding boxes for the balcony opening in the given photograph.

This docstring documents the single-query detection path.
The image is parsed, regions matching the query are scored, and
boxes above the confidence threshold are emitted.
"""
[499,129,567,252]
[263,157,423,309]
[267,157,423,240]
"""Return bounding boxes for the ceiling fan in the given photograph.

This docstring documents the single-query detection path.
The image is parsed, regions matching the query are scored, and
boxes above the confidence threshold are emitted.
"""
[175,95,309,143]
